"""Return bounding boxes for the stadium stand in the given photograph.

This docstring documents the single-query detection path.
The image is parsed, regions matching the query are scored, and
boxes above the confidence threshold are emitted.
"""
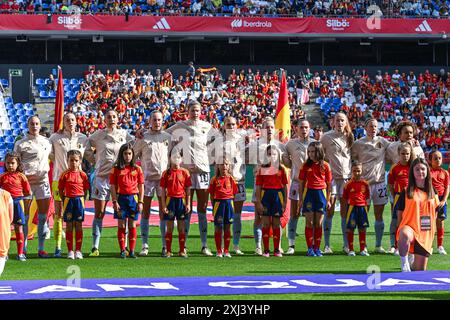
[0,0,448,17]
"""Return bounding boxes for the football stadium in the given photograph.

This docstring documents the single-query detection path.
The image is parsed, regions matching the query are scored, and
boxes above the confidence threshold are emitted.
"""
[1,1,450,304]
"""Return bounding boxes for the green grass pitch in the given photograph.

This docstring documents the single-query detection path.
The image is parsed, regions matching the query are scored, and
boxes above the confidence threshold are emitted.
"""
[2,189,450,300]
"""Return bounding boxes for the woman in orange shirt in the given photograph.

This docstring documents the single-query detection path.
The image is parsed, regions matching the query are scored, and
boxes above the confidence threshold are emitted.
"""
[396,158,439,272]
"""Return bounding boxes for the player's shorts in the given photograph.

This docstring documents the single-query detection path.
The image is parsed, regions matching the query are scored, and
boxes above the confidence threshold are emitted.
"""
[52,181,62,202]
[212,199,234,226]
[191,172,210,190]
[144,180,163,198]
[22,181,52,201]
[345,205,370,230]
[62,197,85,223]
[261,189,284,217]
[12,197,25,225]
[114,194,139,221]
[302,188,327,214]
[91,176,111,201]
[411,239,430,257]
[164,197,187,221]
[234,182,246,202]
[392,192,401,219]
[438,195,447,220]
[289,180,301,201]
[331,178,349,197]
[369,182,389,206]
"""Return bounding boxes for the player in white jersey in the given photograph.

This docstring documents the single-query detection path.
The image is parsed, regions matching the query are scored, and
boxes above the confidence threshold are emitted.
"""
[165,100,214,256]
[385,120,425,165]
[84,109,134,257]
[221,116,247,255]
[351,118,391,254]
[133,110,171,257]
[282,119,315,255]
[49,112,88,258]
[247,117,286,255]
[320,112,354,254]
[14,115,52,258]
[385,120,424,254]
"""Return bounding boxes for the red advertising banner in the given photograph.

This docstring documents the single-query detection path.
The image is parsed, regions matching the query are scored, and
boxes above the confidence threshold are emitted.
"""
[0,15,449,36]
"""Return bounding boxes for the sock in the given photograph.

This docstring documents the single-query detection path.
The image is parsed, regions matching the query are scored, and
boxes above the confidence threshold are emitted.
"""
[254,223,262,248]
[288,217,299,247]
[232,213,242,247]
[118,227,126,251]
[198,212,208,248]
[341,217,348,248]
[305,227,313,248]
[23,214,29,253]
[37,213,47,252]
[53,216,63,250]
[92,218,103,250]
[224,229,231,253]
[0,257,5,276]
[314,227,322,251]
[184,213,192,241]
[359,230,367,252]
[160,219,166,248]
[66,231,74,252]
[273,226,281,252]
[323,215,333,247]
[262,227,270,252]
[124,224,129,249]
[400,255,408,267]
[375,220,384,247]
[16,232,24,255]
[165,232,173,253]
[390,217,398,247]
[347,231,354,251]
[128,227,137,252]
[437,227,445,247]
[214,230,222,254]
[140,217,149,247]
[179,232,186,253]
[75,230,83,251]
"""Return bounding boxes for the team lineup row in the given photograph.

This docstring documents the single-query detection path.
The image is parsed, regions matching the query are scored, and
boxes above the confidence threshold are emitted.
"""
[0,100,446,275]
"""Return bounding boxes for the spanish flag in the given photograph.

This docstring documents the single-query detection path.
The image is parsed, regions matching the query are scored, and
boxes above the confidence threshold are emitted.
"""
[275,71,292,230]
[54,66,64,132]
[275,71,291,143]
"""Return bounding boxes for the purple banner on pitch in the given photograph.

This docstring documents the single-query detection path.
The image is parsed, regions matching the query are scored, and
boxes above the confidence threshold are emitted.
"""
[1,271,450,299]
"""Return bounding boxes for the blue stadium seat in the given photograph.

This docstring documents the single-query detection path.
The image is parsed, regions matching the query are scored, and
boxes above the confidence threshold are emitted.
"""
[3,129,12,136]
[14,103,23,110]
[64,84,71,92]
[7,110,15,117]
[48,91,56,98]
[35,78,45,86]
[6,143,14,150]
[18,115,27,122]
[0,137,4,143]
[16,109,25,116]
[12,129,21,136]
[40,91,48,99]
[4,96,13,104]
[5,103,14,110]
[25,110,34,116]
[1,79,8,87]
[5,136,15,143]
[24,103,33,110]
[20,122,28,130]
[10,122,19,129]
[63,79,69,85]
[70,78,79,85]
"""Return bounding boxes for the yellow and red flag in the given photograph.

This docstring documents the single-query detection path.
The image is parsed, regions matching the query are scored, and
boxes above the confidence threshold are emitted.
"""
[54,66,64,132]
[275,71,291,143]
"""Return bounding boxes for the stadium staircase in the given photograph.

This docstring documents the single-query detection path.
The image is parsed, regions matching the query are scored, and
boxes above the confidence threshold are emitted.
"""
[303,91,326,128]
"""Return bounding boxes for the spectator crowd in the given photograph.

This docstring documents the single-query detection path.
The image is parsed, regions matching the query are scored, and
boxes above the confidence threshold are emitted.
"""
[0,0,449,17]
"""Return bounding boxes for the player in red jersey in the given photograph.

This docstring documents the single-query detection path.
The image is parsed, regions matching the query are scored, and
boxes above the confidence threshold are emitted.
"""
[110,143,144,259]
[342,162,371,257]
[160,149,192,258]
[298,142,332,257]
[0,152,31,261]
[255,145,288,257]
[58,150,90,260]
[429,150,449,255]
[388,142,415,255]
[209,157,238,258]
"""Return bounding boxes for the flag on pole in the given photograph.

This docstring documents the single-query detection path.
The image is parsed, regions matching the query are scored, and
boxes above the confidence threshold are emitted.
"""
[275,71,291,230]
[54,66,64,132]
[275,70,291,143]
